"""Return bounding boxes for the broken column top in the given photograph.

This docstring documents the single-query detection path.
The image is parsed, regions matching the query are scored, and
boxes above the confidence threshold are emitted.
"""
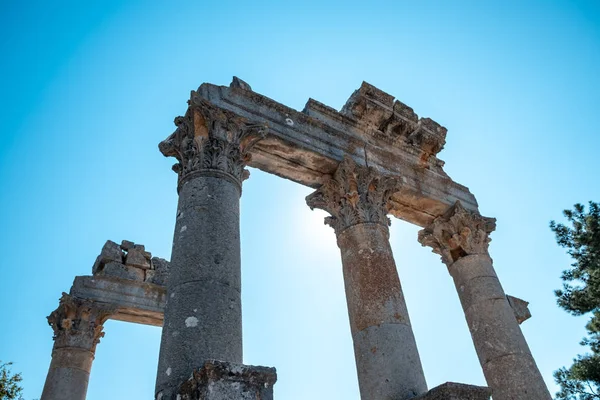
[183,77,477,227]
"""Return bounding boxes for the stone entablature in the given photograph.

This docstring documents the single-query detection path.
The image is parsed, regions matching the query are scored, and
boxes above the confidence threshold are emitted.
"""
[195,77,478,226]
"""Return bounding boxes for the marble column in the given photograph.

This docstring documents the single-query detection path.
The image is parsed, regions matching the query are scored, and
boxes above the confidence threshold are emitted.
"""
[418,201,551,400]
[155,98,265,399]
[306,157,427,400]
[41,293,112,400]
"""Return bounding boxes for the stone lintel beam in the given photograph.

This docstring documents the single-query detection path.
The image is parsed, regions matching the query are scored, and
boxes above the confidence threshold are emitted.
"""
[414,382,491,400]
[70,275,165,327]
[193,77,478,227]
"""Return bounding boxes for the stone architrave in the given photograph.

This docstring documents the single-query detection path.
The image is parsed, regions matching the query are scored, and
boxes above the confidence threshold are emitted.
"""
[306,156,427,400]
[41,293,113,400]
[418,202,551,400]
[155,97,266,399]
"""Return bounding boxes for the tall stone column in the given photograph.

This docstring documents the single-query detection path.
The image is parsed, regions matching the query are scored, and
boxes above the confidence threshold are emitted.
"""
[418,202,551,400]
[306,157,427,400]
[155,98,265,399]
[41,293,112,400]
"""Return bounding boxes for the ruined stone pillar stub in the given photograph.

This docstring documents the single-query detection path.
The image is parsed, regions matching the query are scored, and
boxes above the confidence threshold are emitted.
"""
[155,100,266,400]
[418,201,551,400]
[41,293,114,400]
[306,156,427,400]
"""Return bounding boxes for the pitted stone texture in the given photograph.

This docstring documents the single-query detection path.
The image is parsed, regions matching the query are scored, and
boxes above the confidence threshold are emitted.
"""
[507,295,532,324]
[92,240,169,285]
[156,176,243,399]
[414,382,491,400]
[147,257,170,286]
[178,360,277,400]
[92,240,123,274]
[337,223,427,399]
[100,261,145,281]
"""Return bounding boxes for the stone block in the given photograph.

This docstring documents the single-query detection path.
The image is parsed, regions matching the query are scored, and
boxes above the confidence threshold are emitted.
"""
[125,248,151,269]
[92,240,123,274]
[414,382,491,400]
[147,257,169,286]
[178,360,277,400]
[97,262,144,281]
[120,240,135,251]
[507,295,532,324]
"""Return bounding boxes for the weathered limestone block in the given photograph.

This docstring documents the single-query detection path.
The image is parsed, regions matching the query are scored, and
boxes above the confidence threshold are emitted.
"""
[507,295,531,324]
[92,240,123,274]
[414,382,491,400]
[178,361,277,400]
[146,257,170,286]
[41,294,114,400]
[98,261,145,281]
[307,156,427,400]
[92,240,164,284]
[125,248,151,269]
[70,275,166,326]
[418,202,551,400]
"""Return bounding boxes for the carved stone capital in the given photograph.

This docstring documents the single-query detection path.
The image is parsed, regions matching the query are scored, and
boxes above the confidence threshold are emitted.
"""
[418,201,496,266]
[159,99,267,190]
[47,293,115,352]
[306,156,401,234]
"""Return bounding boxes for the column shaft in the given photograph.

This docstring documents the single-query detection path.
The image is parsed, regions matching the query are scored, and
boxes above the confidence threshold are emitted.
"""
[338,223,427,400]
[41,293,110,400]
[449,254,550,400]
[156,175,243,398]
[41,347,94,400]
[418,201,551,400]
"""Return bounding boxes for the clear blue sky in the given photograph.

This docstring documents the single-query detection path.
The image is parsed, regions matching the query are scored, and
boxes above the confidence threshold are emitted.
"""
[1,1,599,399]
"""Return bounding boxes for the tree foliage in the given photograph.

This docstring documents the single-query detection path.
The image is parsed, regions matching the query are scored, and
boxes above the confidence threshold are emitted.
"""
[551,202,600,399]
[0,361,23,400]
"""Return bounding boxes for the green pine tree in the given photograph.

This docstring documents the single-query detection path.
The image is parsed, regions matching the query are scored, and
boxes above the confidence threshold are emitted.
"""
[551,201,600,399]
[0,361,23,400]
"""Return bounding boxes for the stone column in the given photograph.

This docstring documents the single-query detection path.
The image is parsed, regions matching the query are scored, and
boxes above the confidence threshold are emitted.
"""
[306,157,427,400]
[418,202,551,400]
[41,293,112,400]
[155,98,265,399]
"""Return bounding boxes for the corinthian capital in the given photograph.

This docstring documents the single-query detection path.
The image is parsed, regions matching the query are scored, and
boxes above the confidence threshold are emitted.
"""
[305,157,401,234]
[47,293,114,352]
[159,99,267,189]
[418,201,496,266]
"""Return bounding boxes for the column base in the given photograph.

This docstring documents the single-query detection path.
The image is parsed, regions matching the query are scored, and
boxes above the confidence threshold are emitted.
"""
[414,382,491,400]
[178,360,277,400]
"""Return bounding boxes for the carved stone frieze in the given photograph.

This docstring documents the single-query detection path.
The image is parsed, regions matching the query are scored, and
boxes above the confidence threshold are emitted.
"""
[159,98,267,189]
[417,201,496,266]
[47,293,114,352]
[306,156,401,234]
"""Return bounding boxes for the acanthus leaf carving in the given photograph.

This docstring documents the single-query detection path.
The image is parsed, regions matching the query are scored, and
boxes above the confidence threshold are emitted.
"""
[306,156,401,234]
[158,99,267,189]
[47,293,115,352]
[417,201,496,266]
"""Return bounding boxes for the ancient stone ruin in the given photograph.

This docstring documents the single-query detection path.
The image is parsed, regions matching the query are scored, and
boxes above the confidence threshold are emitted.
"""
[40,78,551,400]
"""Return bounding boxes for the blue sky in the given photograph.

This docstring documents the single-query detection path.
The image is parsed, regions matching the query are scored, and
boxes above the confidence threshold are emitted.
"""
[1,1,599,399]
